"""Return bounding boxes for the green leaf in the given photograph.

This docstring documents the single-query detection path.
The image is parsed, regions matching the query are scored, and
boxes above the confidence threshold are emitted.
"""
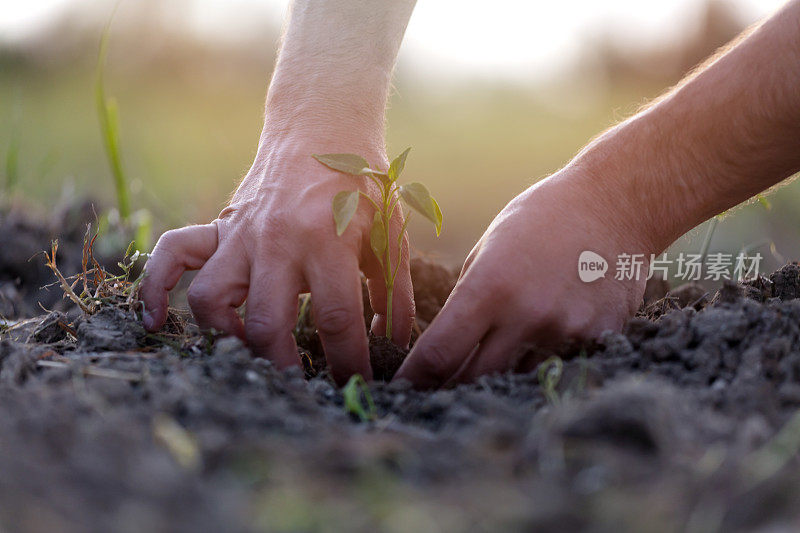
[343,374,376,422]
[399,182,443,236]
[313,153,372,176]
[368,170,391,186]
[370,212,387,263]
[332,190,359,236]
[388,147,411,182]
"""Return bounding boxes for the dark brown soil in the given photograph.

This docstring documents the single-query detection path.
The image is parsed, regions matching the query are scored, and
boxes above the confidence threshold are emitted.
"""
[6,206,800,532]
[0,201,97,317]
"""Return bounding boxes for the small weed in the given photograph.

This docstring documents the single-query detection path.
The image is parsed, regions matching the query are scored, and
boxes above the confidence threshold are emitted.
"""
[538,356,563,406]
[43,226,148,316]
[343,374,377,422]
[313,149,442,340]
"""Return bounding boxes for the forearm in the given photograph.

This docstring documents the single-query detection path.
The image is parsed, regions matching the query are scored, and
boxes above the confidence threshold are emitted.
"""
[572,0,800,255]
[262,0,416,152]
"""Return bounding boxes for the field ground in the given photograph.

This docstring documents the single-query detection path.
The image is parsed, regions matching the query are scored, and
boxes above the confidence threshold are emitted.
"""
[3,207,800,531]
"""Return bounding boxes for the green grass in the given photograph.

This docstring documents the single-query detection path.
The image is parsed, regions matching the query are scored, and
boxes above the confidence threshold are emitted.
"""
[95,16,131,222]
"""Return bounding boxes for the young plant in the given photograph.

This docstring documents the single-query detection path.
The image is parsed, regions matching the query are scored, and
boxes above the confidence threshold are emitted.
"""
[342,374,376,422]
[313,148,442,340]
[538,356,563,406]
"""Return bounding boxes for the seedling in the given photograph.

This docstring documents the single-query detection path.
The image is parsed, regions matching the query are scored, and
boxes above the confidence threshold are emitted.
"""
[538,356,563,406]
[313,148,442,340]
[342,374,376,422]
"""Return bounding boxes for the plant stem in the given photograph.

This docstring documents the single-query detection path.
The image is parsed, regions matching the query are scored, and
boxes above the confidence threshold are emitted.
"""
[382,205,393,340]
[385,283,393,340]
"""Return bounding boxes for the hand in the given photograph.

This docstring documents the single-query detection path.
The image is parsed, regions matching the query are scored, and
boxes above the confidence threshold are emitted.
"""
[394,168,650,388]
[139,135,414,385]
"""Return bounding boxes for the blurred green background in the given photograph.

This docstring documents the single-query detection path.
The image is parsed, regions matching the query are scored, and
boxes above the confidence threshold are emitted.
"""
[1,0,798,280]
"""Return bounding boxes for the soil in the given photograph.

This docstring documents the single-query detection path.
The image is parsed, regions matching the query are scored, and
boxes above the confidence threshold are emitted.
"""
[5,205,800,532]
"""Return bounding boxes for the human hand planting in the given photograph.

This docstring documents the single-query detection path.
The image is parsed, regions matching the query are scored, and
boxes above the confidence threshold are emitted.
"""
[395,169,649,388]
[140,139,414,384]
[139,0,418,384]
[398,0,800,387]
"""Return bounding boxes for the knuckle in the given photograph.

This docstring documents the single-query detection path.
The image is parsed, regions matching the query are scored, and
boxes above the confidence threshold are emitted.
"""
[315,305,358,337]
[155,228,182,251]
[245,315,284,347]
[186,281,219,311]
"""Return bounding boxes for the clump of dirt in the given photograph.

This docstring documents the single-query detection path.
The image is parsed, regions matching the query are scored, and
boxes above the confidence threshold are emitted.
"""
[368,333,408,381]
[410,257,459,330]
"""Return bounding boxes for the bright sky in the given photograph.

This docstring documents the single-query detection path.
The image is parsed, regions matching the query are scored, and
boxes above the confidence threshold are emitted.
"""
[0,0,788,79]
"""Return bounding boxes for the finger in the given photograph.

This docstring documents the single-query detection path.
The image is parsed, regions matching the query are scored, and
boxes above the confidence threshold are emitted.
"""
[449,328,528,385]
[140,224,218,331]
[186,243,249,339]
[393,284,491,389]
[367,237,414,348]
[306,255,372,385]
[245,264,302,370]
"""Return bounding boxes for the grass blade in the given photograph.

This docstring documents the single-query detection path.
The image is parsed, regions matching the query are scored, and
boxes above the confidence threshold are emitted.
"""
[95,12,131,222]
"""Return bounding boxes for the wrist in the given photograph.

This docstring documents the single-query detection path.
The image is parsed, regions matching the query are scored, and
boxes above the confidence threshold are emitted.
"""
[263,71,388,145]
[243,125,387,193]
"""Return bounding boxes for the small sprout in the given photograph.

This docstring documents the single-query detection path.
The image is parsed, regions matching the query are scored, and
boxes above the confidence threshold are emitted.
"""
[342,374,376,422]
[313,148,442,340]
[538,356,563,406]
